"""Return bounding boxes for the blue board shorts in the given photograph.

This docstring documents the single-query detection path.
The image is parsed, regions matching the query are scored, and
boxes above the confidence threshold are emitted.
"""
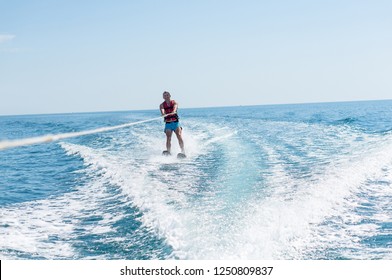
[164,121,181,132]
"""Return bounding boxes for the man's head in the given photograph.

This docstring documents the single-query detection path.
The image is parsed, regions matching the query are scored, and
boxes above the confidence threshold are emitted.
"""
[163,91,171,100]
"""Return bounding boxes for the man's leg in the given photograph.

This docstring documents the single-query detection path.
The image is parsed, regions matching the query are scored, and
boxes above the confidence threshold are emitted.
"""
[165,129,173,153]
[174,127,185,153]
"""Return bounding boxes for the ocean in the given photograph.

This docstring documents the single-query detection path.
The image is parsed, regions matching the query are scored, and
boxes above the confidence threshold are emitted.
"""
[1,100,392,260]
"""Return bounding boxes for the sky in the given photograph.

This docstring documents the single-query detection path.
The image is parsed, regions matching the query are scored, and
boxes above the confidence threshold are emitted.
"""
[0,0,391,115]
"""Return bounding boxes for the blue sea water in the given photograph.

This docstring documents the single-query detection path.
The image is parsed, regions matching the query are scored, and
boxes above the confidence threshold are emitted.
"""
[1,100,392,260]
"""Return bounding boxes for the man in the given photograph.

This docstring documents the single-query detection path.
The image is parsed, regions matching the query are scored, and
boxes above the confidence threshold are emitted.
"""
[160,91,185,157]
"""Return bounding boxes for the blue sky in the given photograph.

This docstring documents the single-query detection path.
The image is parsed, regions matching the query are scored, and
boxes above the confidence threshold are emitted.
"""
[1,0,391,115]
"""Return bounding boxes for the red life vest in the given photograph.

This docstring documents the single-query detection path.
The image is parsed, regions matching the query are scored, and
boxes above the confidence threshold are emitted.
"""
[162,100,179,123]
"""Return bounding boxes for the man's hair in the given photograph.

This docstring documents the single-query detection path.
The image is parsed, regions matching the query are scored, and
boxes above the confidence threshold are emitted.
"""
[163,91,170,95]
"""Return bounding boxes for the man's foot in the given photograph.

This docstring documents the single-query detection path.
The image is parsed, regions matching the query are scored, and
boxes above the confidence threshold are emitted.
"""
[162,150,171,156]
[177,153,186,159]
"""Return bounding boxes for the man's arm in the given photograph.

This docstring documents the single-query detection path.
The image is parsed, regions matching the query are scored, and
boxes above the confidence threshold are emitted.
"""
[159,103,165,115]
[172,101,178,113]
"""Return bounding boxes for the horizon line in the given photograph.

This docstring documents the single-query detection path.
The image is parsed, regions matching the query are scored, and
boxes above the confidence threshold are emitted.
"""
[1,98,391,118]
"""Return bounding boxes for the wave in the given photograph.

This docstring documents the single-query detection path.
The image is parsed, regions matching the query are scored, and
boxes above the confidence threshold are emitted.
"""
[237,130,392,259]
[332,117,358,125]
[2,117,392,260]
[65,124,392,259]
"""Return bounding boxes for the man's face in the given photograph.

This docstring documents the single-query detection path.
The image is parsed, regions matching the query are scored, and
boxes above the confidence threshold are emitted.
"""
[163,92,170,100]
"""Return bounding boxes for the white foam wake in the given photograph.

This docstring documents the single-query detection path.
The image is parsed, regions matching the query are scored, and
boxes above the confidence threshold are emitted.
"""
[230,130,392,259]
[0,144,131,259]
